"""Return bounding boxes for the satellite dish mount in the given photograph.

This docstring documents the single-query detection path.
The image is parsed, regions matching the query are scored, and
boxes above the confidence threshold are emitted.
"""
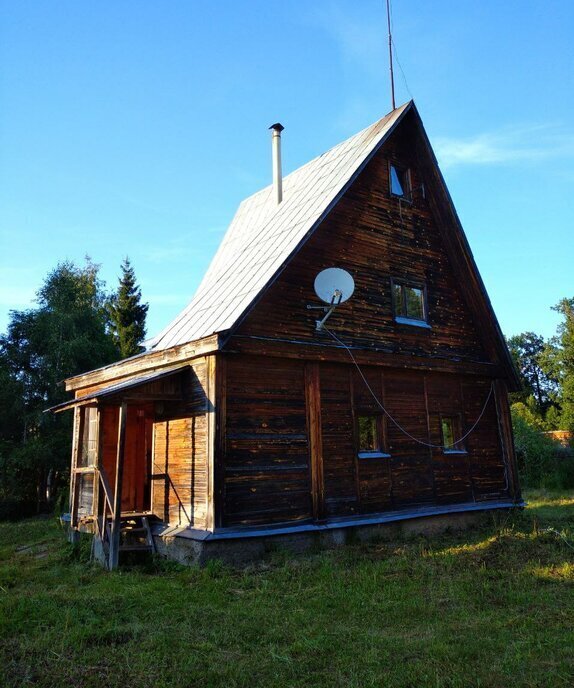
[307,267,355,331]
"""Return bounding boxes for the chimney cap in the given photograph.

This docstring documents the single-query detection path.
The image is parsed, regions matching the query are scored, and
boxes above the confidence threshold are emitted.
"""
[269,122,284,132]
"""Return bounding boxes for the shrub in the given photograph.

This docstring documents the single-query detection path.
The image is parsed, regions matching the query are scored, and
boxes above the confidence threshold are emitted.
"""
[512,409,557,487]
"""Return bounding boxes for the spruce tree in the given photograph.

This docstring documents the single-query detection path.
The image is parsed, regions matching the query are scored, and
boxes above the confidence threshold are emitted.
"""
[107,257,149,359]
[0,258,120,514]
[546,298,574,432]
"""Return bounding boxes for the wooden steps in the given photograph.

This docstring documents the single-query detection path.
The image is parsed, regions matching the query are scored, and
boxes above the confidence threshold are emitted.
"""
[118,515,156,555]
[98,514,156,567]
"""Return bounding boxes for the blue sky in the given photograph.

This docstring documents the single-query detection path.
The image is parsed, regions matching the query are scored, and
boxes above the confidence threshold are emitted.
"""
[1,1,572,342]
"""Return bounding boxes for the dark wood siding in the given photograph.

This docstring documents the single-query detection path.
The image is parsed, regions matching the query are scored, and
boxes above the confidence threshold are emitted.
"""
[463,380,508,500]
[426,376,474,504]
[235,125,490,365]
[220,353,509,526]
[320,364,358,517]
[384,371,434,507]
[224,356,312,527]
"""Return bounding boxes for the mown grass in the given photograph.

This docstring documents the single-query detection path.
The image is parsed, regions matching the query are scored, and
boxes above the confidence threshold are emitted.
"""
[1,492,573,688]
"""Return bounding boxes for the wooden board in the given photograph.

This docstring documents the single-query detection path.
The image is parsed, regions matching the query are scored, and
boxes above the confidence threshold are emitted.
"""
[223,356,312,527]
[219,354,512,526]
[150,359,209,528]
[320,363,358,517]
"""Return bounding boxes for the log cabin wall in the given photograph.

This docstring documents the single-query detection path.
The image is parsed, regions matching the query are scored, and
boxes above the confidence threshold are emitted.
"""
[220,354,510,527]
[218,113,517,526]
[233,117,491,365]
[223,356,312,527]
[151,359,210,529]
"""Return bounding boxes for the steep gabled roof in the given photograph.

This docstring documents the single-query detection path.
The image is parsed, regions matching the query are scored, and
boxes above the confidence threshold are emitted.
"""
[148,102,412,351]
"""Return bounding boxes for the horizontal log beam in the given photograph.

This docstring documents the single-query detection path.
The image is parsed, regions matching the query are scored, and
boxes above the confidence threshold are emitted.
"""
[225,335,504,378]
[65,334,221,393]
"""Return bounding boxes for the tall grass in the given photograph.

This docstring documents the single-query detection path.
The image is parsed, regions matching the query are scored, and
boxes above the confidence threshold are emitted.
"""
[1,492,573,687]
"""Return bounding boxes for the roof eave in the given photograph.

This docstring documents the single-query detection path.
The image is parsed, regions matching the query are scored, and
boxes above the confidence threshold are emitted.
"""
[64,332,222,393]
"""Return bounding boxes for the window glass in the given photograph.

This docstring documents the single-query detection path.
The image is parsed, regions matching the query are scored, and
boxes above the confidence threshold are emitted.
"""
[441,417,455,448]
[358,416,379,452]
[393,282,404,317]
[79,406,98,467]
[441,416,465,452]
[390,165,405,196]
[393,281,426,323]
[405,286,424,320]
[76,473,94,517]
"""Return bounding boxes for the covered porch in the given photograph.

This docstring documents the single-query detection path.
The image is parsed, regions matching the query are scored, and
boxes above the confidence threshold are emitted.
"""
[55,366,194,569]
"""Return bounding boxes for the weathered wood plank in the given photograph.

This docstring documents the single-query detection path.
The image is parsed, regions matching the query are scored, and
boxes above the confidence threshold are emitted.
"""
[66,334,220,393]
[305,362,324,521]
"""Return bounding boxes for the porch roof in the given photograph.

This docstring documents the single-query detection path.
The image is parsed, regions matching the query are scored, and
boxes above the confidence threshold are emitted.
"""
[47,365,187,413]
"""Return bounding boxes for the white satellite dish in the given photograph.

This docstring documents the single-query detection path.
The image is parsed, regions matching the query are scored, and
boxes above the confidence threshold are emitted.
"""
[314,268,355,305]
[308,267,355,331]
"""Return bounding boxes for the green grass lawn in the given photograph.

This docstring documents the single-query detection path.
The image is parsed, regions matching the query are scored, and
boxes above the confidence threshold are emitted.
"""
[1,492,573,688]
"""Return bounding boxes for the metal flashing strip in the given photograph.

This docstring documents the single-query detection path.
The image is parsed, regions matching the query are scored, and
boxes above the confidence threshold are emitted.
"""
[153,500,525,543]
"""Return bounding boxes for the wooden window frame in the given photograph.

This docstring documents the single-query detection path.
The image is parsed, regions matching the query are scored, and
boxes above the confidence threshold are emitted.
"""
[391,277,430,328]
[71,404,99,524]
[356,413,391,459]
[389,162,412,202]
[440,414,467,454]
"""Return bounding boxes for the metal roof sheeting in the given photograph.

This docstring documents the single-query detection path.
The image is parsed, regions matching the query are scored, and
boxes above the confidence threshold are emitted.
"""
[148,102,412,351]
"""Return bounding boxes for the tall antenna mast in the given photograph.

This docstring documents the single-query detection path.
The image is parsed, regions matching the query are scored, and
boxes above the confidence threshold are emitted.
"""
[386,0,396,110]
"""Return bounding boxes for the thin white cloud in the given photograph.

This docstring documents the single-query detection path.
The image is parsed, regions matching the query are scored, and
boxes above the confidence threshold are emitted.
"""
[305,3,385,78]
[434,124,574,168]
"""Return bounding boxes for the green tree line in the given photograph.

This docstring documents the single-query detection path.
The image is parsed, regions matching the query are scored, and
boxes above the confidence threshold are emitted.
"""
[0,257,148,519]
[507,297,574,488]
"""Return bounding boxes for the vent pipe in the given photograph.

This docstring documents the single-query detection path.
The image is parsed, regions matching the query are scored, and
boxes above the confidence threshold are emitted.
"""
[269,122,284,204]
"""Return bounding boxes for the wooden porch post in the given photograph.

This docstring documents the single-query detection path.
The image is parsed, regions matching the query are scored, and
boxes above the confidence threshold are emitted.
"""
[206,356,219,531]
[213,354,226,530]
[305,362,324,521]
[68,406,82,544]
[108,402,127,571]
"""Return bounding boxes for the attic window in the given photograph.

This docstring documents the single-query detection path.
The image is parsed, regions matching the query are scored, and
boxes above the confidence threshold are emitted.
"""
[390,164,411,199]
[392,279,430,328]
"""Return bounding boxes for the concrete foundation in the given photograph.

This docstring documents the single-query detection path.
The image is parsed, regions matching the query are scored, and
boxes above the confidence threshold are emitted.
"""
[152,507,506,568]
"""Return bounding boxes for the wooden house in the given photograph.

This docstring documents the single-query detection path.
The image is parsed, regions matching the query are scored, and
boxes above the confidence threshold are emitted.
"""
[54,102,522,568]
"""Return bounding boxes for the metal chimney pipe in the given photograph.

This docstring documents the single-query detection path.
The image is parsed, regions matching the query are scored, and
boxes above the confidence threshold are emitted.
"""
[269,122,284,204]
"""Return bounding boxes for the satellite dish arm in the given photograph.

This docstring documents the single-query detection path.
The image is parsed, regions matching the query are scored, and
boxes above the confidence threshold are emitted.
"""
[307,291,342,330]
[315,304,338,331]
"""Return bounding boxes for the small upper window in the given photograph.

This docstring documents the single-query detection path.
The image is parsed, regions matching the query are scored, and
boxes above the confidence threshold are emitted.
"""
[392,280,428,326]
[357,415,390,458]
[390,164,411,199]
[441,416,466,453]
